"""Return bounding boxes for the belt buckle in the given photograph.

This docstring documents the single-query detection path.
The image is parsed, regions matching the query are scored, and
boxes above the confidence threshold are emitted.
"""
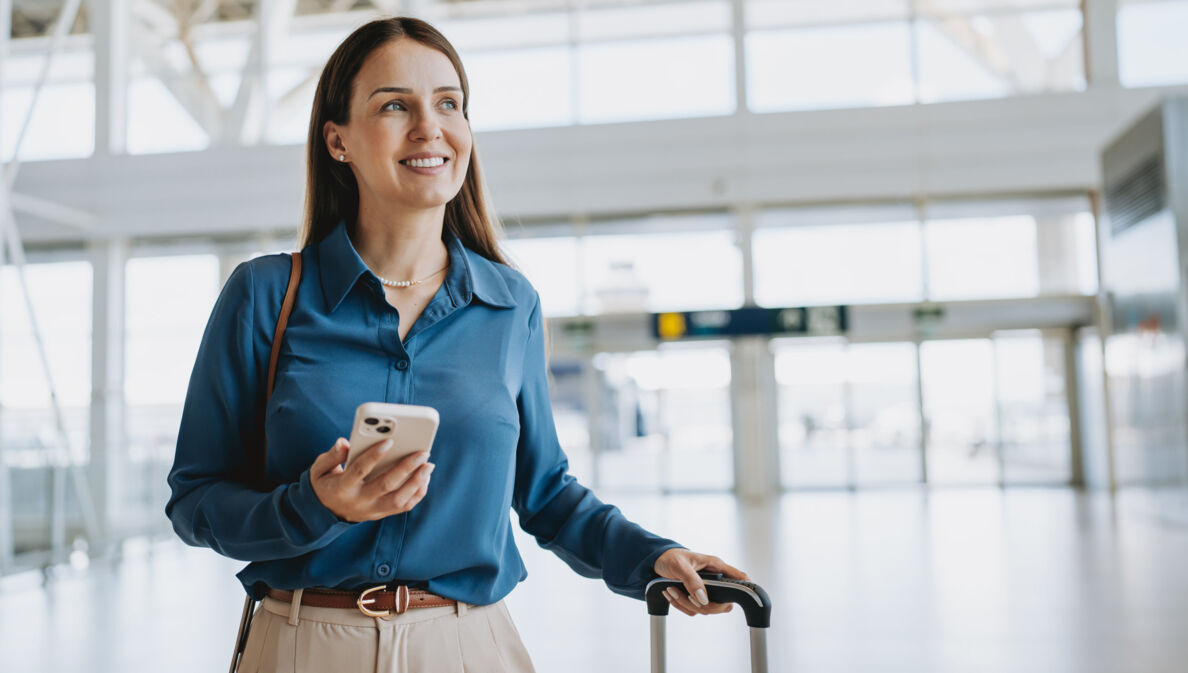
[357,584,410,618]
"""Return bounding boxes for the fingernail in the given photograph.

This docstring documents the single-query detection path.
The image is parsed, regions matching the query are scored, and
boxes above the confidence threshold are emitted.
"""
[696,589,708,606]
[415,452,430,464]
[425,463,436,474]
[665,588,677,601]
[378,439,393,452]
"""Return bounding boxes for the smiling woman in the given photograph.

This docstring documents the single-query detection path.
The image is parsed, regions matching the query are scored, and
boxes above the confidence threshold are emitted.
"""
[165,16,749,673]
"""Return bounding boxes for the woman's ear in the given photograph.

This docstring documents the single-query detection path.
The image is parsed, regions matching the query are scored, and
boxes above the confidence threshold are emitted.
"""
[323,120,347,161]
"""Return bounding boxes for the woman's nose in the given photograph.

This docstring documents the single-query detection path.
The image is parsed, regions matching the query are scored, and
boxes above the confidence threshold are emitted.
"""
[409,109,442,141]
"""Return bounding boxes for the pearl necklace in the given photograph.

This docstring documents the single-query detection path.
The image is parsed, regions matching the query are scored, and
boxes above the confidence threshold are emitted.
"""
[373,263,448,288]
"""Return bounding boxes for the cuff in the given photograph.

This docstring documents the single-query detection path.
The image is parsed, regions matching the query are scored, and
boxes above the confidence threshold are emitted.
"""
[289,469,354,531]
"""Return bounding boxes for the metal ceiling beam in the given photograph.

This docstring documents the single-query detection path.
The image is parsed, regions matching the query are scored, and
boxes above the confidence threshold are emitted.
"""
[8,192,97,231]
[223,0,298,145]
[131,23,225,140]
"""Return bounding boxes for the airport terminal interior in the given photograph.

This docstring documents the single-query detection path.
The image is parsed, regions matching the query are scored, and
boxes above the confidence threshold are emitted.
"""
[2,0,1188,671]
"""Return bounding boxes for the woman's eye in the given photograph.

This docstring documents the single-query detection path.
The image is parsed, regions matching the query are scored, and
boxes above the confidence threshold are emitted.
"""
[441,98,458,110]
[381,101,405,112]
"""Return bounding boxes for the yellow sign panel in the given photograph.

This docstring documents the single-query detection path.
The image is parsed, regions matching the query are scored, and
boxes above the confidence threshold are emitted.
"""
[656,312,687,339]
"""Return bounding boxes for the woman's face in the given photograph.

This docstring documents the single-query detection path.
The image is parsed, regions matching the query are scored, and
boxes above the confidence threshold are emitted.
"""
[327,38,472,214]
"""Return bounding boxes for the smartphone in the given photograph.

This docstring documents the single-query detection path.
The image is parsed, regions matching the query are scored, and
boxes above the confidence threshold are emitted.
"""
[343,402,439,484]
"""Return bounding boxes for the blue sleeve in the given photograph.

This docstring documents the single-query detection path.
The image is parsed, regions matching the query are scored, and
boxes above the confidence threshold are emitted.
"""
[511,293,686,600]
[165,261,354,562]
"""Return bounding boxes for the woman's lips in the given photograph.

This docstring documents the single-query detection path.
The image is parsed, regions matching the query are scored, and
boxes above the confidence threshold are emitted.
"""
[399,157,450,175]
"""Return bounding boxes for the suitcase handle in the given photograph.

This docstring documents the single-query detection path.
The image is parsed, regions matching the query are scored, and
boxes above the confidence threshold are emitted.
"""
[645,571,772,628]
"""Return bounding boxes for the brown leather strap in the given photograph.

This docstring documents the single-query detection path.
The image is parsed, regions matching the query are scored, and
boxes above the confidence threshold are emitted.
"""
[255,252,302,479]
[267,587,457,613]
[267,253,302,398]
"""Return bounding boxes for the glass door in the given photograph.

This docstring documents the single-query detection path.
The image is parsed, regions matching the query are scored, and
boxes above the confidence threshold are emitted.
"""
[775,338,921,489]
[921,333,1073,486]
[590,342,734,492]
[920,339,1000,485]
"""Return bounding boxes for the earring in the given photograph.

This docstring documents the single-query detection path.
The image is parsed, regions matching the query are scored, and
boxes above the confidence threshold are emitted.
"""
[338,154,345,161]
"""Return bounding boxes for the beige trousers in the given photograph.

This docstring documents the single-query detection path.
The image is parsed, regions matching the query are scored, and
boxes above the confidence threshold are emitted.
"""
[236,592,537,673]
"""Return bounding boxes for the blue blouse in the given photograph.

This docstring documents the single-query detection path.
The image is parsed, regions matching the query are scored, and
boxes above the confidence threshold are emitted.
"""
[165,219,685,605]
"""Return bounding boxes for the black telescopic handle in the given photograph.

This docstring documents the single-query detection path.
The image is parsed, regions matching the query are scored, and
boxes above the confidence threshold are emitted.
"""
[646,571,772,629]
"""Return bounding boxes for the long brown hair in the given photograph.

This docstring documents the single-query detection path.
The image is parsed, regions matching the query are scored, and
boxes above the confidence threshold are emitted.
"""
[299,17,507,265]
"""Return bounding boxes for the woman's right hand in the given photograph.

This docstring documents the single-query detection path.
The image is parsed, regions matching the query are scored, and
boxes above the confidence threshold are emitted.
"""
[309,437,435,522]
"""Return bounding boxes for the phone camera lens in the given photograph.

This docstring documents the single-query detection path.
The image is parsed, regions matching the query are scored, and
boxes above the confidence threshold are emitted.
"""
[377,426,392,434]
[364,417,379,425]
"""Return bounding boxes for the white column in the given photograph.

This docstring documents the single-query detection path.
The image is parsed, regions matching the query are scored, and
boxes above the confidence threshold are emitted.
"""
[731,337,780,501]
[0,0,15,574]
[731,0,748,114]
[1036,214,1085,486]
[1083,0,1120,88]
[88,238,128,558]
[89,0,130,155]
[735,204,756,306]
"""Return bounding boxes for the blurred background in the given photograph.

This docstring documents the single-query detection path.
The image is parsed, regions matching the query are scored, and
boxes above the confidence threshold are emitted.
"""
[1,0,1187,671]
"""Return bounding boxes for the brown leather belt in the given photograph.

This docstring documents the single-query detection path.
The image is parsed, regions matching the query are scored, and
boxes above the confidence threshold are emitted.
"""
[268,585,457,618]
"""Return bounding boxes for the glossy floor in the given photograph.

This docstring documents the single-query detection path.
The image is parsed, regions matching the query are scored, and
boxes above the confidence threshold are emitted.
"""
[2,488,1186,673]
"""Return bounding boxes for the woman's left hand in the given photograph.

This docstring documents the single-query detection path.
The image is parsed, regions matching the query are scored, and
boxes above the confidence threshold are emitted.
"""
[653,548,750,617]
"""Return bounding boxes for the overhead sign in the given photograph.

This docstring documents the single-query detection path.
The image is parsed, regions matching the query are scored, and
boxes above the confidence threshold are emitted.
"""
[653,306,848,340]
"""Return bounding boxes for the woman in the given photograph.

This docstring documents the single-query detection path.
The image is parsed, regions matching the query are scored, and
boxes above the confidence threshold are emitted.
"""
[166,16,749,673]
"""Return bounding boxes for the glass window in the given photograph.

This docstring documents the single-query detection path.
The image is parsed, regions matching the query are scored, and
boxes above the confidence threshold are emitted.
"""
[746,23,915,112]
[0,260,90,556]
[919,0,1081,9]
[126,29,253,153]
[463,47,574,132]
[124,254,220,529]
[126,76,211,154]
[263,64,318,145]
[1117,0,1188,88]
[1,48,95,161]
[753,217,924,307]
[577,35,736,124]
[502,235,582,316]
[438,1,733,129]
[580,227,744,314]
[916,9,1084,103]
[577,1,729,41]
[745,0,1084,112]
[745,0,910,28]
[264,26,355,145]
[437,11,571,52]
[1033,211,1100,296]
[924,214,1039,300]
[1074,212,1099,296]
[0,261,93,469]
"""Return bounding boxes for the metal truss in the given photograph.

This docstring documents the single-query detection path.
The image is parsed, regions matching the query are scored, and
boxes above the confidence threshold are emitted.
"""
[1,0,102,579]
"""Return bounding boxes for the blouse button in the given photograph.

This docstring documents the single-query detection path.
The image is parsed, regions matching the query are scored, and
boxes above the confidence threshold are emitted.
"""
[376,563,392,576]
[395,359,410,371]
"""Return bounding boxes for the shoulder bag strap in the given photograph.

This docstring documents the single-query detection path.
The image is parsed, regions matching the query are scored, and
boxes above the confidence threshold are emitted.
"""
[262,251,303,460]
[231,251,302,673]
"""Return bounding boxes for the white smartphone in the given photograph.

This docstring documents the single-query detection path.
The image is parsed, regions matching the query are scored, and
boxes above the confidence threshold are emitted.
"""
[343,402,439,484]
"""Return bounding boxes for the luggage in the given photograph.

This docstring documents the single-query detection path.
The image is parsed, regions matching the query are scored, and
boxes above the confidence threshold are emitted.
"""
[645,570,772,673]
